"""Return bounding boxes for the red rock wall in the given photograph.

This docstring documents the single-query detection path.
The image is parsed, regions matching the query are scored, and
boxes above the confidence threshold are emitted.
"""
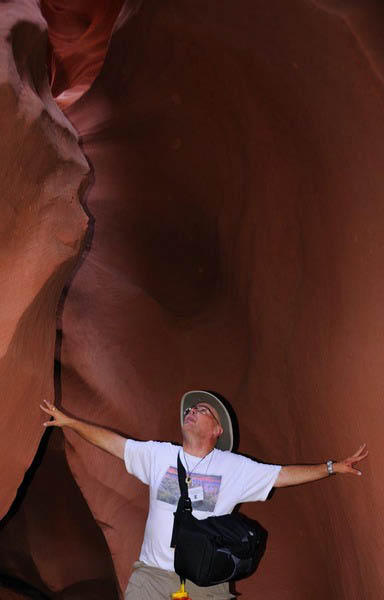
[1,1,383,599]
[41,0,123,107]
[0,0,88,521]
[0,430,118,598]
[0,1,117,597]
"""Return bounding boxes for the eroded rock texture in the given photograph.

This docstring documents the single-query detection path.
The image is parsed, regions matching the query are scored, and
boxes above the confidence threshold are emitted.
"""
[1,0,384,599]
[0,429,118,598]
[0,1,119,597]
[41,0,123,108]
[0,0,88,519]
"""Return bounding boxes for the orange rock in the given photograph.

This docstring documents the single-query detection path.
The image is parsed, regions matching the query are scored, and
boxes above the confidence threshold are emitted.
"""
[0,0,88,521]
[61,1,382,597]
[1,1,383,599]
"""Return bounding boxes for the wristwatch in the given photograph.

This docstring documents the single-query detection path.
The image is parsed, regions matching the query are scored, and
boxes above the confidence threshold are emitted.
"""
[326,460,336,476]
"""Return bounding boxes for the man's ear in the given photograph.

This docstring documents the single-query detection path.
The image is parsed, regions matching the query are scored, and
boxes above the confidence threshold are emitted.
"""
[215,425,224,438]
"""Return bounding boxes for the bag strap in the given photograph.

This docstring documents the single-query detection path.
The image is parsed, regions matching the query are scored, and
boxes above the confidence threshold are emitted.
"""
[170,450,192,548]
[177,452,190,500]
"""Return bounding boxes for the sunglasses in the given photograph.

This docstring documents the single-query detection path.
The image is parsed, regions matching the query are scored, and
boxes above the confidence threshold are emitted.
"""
[183,405,220,426]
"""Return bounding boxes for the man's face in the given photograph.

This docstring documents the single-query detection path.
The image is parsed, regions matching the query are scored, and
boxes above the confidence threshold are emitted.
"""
[182,402,223,441]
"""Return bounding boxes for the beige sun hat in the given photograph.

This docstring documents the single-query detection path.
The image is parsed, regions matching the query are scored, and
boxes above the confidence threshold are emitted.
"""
[180,390,234,452]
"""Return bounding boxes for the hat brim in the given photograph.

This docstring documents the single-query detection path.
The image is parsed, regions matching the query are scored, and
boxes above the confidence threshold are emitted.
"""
[180,390,233,452]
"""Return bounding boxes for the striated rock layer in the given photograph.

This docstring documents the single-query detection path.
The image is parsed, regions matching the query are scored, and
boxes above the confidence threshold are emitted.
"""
[0,0,88,519]
[1,0,384,599]
[0,1,120,597]
[41,0,124,109]
[0,429,118,598]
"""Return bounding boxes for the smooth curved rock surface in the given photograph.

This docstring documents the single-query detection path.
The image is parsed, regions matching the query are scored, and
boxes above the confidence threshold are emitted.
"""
[0,0,88,520]
[0,429,118,598]
[0,2,119,597]
[58,1,381,598]
[1,1,383,599]
[41,0,124,109]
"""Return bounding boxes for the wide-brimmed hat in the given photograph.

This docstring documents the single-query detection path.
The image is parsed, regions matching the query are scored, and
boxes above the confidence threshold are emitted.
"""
[180,390,234,452]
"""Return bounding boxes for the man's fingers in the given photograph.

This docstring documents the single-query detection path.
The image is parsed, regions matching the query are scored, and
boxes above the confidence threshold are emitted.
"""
[40,399,57,414]
[42,399,56,410]
[40,405,54,416]
[343,445,369,465]
[341,464,362,476]
[352,468,362,476]
[348,450,369,464]
[344,456,368,470]
[352,444,367,457]
[355,450,369,462]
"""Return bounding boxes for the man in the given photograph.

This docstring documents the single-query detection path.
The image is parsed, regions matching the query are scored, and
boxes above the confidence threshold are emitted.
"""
[40,391,368,600]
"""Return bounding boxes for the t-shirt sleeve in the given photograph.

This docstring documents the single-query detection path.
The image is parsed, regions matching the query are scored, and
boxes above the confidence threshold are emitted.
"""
[124,439,156,485]
[238,456,281,502]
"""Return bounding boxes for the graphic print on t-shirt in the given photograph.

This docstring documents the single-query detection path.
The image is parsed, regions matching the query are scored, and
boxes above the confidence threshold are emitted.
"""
[157,466,221,512]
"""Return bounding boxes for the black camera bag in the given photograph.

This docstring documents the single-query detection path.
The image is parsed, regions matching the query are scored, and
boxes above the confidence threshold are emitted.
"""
[170,453,268,587]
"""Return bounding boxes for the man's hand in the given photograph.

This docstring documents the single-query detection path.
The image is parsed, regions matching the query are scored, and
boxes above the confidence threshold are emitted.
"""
[333,444,369,476]
[39,399,126,460]
[40,399,71,428]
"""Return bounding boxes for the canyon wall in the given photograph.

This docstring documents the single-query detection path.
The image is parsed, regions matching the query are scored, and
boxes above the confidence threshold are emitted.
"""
[0,1,383,598]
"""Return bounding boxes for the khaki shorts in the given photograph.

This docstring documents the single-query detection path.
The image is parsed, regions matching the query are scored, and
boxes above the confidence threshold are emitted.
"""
[125,561,235,600]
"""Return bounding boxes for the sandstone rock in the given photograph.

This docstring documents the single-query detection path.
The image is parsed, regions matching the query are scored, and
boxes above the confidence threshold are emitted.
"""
[0,0,88,520]
[1,1,383,599]
[60,1,382,597]
[41,0,124,109]
[0,429,118,598]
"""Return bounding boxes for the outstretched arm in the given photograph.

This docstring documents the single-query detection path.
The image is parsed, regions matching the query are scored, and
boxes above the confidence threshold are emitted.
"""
[275,444,368,488]
[40,400,126,460]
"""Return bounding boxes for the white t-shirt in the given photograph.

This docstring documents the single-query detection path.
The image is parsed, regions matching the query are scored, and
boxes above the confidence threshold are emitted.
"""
[124,440,281,572]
